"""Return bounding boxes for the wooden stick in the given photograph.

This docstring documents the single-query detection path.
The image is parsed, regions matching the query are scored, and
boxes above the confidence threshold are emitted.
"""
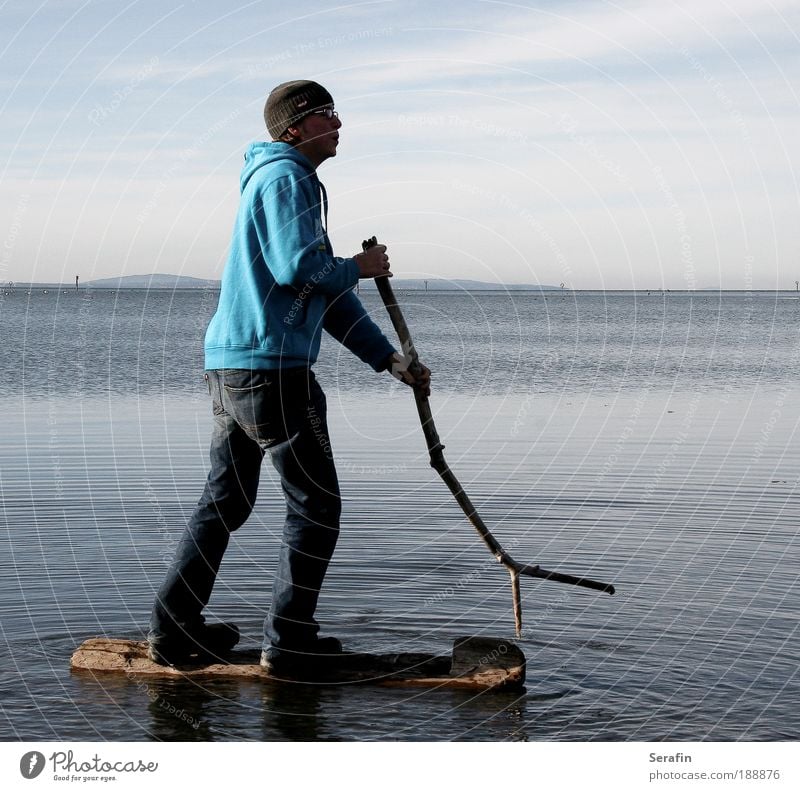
[510,568,522,637]
[364,238,615,636]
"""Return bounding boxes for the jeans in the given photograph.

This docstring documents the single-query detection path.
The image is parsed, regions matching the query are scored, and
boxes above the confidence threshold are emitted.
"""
[149,367,341,653]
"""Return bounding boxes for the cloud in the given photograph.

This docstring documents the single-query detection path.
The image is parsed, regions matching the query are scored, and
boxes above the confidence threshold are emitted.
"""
[322,0,800,93]
[417,0,800,66]
[2,0,797,286]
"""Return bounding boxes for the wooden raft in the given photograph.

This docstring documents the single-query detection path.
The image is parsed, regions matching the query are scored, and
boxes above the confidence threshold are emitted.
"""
[70,636,525,691]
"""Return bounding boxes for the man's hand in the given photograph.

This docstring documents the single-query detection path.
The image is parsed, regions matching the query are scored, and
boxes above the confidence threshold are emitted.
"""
[354,244,392,279]
[386,350,431,397]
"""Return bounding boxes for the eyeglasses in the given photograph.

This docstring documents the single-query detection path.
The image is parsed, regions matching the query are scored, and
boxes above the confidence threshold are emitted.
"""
[308,108,338,121]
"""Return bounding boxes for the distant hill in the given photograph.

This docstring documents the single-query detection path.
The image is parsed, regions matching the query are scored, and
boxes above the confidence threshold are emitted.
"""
[13,274,560,291]
[81,274,560,291]
[84,273,219,289]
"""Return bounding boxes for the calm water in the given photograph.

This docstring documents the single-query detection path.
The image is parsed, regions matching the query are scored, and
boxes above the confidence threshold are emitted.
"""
[1,289,799,740]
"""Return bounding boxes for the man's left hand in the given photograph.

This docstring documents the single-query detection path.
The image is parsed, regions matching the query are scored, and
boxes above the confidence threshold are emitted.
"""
[387,351,431,397]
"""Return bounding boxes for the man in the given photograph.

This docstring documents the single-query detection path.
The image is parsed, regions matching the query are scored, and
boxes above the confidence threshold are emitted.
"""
[148,80,430,673]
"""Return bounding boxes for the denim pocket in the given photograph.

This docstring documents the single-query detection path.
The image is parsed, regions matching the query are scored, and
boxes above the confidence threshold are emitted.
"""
[222,375,294,446]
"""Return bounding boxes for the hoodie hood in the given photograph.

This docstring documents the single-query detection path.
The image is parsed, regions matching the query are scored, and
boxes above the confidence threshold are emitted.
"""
[240,141,314,193]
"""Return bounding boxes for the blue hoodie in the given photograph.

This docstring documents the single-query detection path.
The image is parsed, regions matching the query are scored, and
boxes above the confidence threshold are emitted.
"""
[204,142,394,371]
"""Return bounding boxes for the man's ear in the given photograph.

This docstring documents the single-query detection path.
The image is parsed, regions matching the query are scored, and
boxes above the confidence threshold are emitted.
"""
[281,123,302,143]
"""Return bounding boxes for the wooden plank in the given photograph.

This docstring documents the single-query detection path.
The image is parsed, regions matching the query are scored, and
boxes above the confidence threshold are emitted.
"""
[70,637,525,691]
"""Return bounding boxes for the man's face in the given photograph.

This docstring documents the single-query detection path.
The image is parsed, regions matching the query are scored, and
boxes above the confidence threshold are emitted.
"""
[288,106,342,167]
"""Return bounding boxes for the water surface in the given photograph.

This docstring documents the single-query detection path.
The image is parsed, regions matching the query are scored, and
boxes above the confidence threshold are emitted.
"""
[1,290,798,740]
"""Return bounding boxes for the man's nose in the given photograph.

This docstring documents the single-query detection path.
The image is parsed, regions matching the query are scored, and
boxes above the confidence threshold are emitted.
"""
[332,114,342,129]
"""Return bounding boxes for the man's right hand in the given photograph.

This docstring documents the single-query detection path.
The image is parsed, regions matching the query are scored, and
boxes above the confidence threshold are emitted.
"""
[354,244,392,279]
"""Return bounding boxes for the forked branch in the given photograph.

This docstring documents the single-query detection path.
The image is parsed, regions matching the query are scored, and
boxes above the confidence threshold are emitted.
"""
[365,237,615,636]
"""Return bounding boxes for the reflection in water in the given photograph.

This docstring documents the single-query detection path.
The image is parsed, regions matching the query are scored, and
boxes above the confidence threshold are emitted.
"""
[259,683,329,742]
[69,665,531,741]
[143,678,218,741]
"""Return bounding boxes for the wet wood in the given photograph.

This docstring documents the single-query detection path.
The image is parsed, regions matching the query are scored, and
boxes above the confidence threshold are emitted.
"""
[70,636,525,691]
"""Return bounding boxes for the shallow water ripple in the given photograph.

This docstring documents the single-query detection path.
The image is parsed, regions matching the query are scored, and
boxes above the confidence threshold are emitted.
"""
[2,387,798,740]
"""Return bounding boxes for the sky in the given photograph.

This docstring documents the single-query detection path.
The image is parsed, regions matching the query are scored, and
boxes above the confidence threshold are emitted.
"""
[1,0,798,289]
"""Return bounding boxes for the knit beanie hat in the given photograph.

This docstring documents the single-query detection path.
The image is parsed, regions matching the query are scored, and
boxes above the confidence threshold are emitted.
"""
[264,80,334,140]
